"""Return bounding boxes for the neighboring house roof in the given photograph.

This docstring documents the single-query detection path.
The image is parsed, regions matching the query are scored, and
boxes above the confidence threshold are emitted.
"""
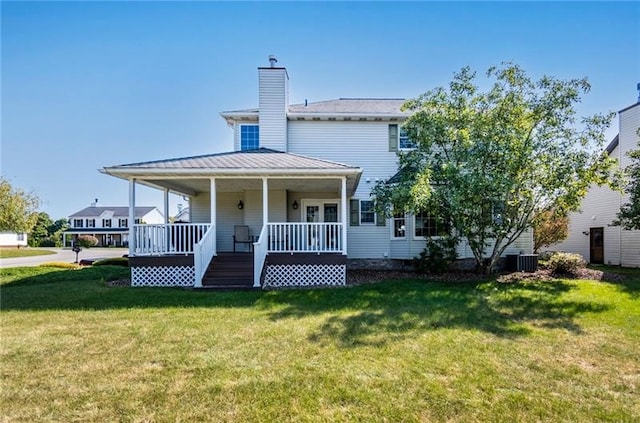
[102,148,361,174]
[605,134,619,155]
[618,101,640,114]
[69,206,158,218]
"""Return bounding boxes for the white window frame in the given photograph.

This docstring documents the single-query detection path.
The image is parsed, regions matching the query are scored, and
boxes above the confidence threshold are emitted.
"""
[239,123,260,151]
[73,219,83,228]
[399,127,417,150]
[118,218,128,228]
[86,219,96,228]
[359,200,376,225]
[391,211,406,240]
[300,199,342,223]
[413,211,450,240]
[102,219,112,228]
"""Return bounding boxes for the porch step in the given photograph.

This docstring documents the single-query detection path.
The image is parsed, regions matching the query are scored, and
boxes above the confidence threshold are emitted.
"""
[202,252,254,288]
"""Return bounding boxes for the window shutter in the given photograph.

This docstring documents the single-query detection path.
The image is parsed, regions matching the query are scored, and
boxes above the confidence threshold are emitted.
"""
[389,124,398,152]
[350,200,360,226]
[376,210,386,226]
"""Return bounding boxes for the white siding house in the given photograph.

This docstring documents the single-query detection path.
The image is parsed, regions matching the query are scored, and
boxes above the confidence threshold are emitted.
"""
[100,58,533,288]
[0,232,28,247]
[63,206,163,247]
[551,102,640,267]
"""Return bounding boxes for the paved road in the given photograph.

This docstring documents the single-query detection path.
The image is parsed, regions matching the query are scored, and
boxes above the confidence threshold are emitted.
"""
[0,248,128,268]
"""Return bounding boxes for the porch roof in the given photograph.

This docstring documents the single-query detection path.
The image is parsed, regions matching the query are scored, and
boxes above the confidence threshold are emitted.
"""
[100,148,362,195]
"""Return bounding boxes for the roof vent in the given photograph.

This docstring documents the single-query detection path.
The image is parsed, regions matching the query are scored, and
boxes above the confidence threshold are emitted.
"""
[268,55,278,68]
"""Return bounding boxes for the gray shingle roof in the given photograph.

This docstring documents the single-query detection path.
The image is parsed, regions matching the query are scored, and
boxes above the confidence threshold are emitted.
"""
[221,98,410,117]
[69,206,157,218]
[111,148,359,170]
[289,98,408,114]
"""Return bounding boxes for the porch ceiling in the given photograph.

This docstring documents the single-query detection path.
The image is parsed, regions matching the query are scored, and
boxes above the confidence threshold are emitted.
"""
[141,177,358,197]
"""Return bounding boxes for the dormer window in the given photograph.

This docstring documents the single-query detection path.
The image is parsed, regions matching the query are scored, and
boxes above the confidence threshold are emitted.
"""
[240,124,259,151]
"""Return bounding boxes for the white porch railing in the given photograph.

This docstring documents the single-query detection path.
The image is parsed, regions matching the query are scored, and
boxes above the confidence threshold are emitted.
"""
[253,225,268,288]
[267,223,343,253]
[194,225,216,288]
[132,223,211,255]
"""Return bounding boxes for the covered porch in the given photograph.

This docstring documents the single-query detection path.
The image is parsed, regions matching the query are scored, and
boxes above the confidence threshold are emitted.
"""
[100,148,361,288]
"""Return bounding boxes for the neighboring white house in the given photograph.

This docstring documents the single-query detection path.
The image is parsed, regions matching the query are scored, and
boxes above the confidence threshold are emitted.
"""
[100,57,533,288]
[550,101,640,267]
[63,206,164,247]
[0,232,28,247]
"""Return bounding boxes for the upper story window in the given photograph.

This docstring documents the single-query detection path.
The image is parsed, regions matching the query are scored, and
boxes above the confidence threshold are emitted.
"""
[118,218,128,228]
[16,233,25,241]
[389,124,417,151]
[86,219,96,228]
[399,128,417,149]
[135,218,142,224]
[73,219,83,228]
[415,210,450,238]
[240,124,259,151]
[102,219,112,228]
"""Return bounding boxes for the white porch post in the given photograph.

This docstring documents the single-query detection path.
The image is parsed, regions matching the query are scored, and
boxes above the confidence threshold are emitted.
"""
[262,177,268,227]
[341,177,348,255]
[210,177,216,255]
[129,178,136,256]
[163,188,170,252]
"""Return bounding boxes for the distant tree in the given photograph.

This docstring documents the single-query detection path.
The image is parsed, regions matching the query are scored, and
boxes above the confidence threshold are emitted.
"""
[0,178,39,234]
[47,218,70,247]
[532,209,569,253]
[373,63,618,274]
[614,139,640,230]
[28,212,53,247]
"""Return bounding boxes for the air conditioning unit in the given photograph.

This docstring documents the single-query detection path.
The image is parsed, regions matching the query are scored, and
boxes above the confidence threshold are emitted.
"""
[517,254,539,273]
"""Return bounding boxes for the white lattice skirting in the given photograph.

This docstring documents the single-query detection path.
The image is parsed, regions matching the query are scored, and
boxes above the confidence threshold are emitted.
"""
[131,266,195,287]
[263,264,346,288]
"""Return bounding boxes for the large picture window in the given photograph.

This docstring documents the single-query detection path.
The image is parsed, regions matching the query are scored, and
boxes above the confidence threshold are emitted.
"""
[240,125,259,151]
[415,210,450,238]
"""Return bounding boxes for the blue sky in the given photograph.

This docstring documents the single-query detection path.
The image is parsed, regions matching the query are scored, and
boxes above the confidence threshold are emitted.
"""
[2,1,639,219]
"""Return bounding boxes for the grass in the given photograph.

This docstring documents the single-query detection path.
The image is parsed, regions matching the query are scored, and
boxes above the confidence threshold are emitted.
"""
[0,247,56,258]
[1,266,639,422]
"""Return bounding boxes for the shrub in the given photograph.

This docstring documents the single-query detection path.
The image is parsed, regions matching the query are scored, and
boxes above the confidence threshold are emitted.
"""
[38,237,58,247]
[546,252,586,275]
[93,257,129,267]
[39,262,81,269]
[76,235,99,248]
[413,236,458,274]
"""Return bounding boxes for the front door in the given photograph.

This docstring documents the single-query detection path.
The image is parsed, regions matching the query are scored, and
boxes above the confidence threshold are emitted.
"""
[303,200,340,250]
[589,227,604,264]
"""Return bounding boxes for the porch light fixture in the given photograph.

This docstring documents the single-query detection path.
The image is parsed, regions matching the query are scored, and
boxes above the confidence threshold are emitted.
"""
[582,231,590,236]
[292,200,298,210]
[237,200,244,210]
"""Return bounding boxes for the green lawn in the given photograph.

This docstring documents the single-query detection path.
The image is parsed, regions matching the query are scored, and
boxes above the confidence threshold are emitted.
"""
[0,248,56,258]
[1,266,639,422]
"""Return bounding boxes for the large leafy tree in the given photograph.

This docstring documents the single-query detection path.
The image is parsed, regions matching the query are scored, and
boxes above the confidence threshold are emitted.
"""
[0,178,39,234]
[615,139,640,230]
[373,63,617,274]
